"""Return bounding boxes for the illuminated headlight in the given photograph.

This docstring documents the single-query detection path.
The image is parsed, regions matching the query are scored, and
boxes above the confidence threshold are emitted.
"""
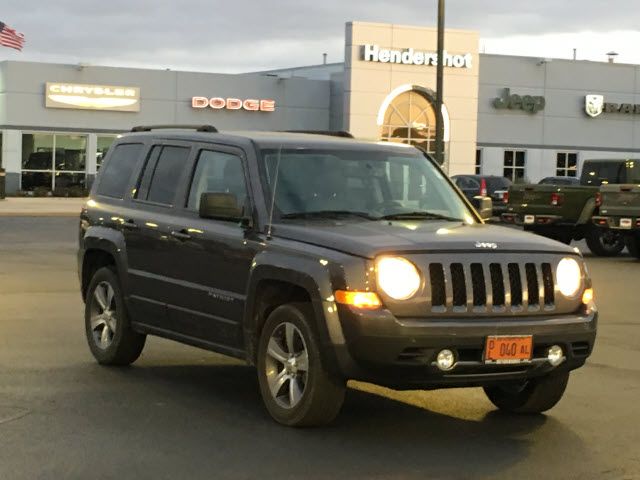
[556,257,582,297]
[376,257,421,300]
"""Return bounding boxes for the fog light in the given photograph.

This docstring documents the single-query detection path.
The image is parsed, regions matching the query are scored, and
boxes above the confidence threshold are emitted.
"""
[436,349,456,371]
[547,345,564,367]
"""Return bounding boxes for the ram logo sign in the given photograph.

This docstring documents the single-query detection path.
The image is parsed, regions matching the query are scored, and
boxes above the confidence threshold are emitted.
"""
[585,95,604,118]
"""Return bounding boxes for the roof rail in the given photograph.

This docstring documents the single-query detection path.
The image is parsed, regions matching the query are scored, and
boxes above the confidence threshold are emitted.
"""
[283,130,354,138]
[131,124,218,133]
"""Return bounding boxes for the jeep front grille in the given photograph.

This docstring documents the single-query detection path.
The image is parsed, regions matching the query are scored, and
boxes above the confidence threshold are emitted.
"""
[427,261,555,313]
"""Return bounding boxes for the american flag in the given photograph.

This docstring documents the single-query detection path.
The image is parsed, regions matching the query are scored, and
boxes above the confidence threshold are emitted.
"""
[0,21,25,51]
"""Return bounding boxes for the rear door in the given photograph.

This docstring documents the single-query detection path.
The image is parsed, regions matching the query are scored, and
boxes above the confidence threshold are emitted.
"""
[160,144,261,351]
[123,141,193,329]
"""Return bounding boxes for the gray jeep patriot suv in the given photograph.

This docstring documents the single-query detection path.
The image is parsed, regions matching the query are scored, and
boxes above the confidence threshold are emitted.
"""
[78,126,597,426]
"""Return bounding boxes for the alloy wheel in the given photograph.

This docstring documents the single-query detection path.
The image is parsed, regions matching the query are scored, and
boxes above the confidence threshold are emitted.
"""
[89,281,117,349]
[264,322,309,409]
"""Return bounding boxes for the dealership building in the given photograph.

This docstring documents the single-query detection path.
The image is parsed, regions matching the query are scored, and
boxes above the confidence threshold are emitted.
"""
[2,21,640,194]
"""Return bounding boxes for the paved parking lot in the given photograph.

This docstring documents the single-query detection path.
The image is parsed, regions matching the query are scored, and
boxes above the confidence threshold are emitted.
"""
[1,217,639,480]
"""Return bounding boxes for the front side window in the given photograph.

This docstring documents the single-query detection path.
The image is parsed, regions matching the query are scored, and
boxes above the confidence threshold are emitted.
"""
[136,145,190,205]
[187,150,248,212]
[261,147,473,222]
[556,152,578,177]
[503,150,526,182]
[97,143,144,199]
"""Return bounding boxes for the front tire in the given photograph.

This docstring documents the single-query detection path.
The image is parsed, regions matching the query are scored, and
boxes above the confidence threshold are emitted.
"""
[483,371,569,414]
[85,267,146,366]
[257,303,346,427]
[585,227,625,256]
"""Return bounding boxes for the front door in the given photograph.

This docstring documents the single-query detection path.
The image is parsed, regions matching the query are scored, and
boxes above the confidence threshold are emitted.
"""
[162,146,260,352]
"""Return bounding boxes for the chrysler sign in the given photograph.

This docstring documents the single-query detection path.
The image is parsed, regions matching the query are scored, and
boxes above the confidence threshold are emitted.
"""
[192,97,275,112]
[45,82,140,112]
[362,44,472,68]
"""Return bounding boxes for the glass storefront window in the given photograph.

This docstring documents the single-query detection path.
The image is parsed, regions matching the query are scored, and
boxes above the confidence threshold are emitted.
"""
[21,133,88,192]
[55,135,86,171]
[379,89,437,156]
[97,136,117,170]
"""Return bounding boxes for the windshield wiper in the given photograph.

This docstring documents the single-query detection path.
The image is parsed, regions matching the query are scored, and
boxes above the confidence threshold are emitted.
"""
[281,210,377,220]
[378,211,464,222]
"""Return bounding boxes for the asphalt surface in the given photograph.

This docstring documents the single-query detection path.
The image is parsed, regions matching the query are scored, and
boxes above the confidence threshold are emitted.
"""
[0,217,639,480]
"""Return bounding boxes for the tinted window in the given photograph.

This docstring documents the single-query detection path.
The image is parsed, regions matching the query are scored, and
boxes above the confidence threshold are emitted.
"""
[187,150,248,211]
[580,161,625,186]
[97,143,143,198]
[485,177,511,192]
[627,160,640,183]
[144,146,190,205]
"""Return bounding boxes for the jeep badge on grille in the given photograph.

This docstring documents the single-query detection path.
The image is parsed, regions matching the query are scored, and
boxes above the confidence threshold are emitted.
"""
[475,242,498,249]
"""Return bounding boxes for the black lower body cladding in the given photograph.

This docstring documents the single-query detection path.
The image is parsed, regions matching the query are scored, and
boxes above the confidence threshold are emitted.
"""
[331,306,597,390]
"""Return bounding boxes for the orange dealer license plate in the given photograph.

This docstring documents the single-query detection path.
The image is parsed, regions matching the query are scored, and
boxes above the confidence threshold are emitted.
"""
[485,335,533,364]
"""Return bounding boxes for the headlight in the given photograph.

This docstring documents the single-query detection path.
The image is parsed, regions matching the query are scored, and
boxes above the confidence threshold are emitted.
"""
[376,256,421,300]
[556,257,582,297]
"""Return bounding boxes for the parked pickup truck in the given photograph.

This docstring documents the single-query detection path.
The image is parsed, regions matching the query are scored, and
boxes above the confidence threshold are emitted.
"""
[592,172,640,259]
[502,159,634,256]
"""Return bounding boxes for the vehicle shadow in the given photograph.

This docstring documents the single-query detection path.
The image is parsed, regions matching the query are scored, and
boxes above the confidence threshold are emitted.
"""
[93,362,589,479]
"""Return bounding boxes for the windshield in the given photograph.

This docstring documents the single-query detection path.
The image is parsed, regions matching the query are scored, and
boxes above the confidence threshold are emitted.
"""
[261,147,474,223]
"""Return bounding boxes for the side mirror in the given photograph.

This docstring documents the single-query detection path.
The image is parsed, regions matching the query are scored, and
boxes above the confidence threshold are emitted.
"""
[474,195,493,220]
[199,192,243,221]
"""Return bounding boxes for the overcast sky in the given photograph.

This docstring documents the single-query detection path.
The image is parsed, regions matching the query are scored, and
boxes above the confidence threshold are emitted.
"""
[2,1,640,72]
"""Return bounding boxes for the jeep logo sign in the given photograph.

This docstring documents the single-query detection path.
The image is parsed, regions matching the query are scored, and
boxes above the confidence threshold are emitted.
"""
[493,88,545,114]
[192,97,275,112]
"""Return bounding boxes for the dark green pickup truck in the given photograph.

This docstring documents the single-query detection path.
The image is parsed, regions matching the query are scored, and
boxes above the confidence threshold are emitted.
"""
[502,159,635,256]
[593,175,640,259]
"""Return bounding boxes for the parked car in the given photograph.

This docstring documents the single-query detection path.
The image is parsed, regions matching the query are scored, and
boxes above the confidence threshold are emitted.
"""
[78,126,596,426]
[538,176,580,186]
[451,175,511,216]
[592,166,640,259]
[502,159,635,255]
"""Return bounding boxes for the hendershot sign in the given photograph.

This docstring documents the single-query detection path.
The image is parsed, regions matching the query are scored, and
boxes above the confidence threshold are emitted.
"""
[585,95,604,118]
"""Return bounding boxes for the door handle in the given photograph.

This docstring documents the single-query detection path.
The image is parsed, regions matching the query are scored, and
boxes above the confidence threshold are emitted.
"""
[170,230,191,241]
[122,219,138,230]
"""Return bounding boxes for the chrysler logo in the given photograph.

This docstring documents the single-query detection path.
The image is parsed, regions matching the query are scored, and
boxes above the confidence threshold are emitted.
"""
[475,242,498,249]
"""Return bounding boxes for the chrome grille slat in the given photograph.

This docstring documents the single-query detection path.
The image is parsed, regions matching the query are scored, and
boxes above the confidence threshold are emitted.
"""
[427,259,556,315]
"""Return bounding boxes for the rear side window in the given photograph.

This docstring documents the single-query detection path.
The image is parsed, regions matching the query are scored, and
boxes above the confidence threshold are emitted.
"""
[96,143,143,199]
[135,145,190,205]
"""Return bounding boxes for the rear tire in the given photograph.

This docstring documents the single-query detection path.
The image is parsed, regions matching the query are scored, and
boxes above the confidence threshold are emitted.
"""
[625,235,640,259]
[585,227,625,256]
[483,371,569,414]
[84,267,146,366]
[257,302,346,427]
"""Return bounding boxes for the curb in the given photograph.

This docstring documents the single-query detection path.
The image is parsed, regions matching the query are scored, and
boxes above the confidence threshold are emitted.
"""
[0,212,80,218]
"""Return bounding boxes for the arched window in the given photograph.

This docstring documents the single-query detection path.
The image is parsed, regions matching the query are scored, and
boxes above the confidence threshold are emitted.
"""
[379,89,437,154]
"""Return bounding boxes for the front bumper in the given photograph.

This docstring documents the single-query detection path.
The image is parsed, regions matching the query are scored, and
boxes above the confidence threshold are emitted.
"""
[332,306,597,390]
[592,215,640,232]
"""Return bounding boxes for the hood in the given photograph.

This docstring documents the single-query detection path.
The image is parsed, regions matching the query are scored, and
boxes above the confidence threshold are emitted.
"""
[272,220,574,259]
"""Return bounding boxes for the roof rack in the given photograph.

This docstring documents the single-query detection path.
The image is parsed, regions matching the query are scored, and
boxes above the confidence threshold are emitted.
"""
[131,124,218,133]
[283,130,354,138]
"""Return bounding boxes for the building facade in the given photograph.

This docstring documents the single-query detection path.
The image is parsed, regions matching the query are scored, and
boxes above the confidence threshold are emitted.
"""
[1,21,640,195]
